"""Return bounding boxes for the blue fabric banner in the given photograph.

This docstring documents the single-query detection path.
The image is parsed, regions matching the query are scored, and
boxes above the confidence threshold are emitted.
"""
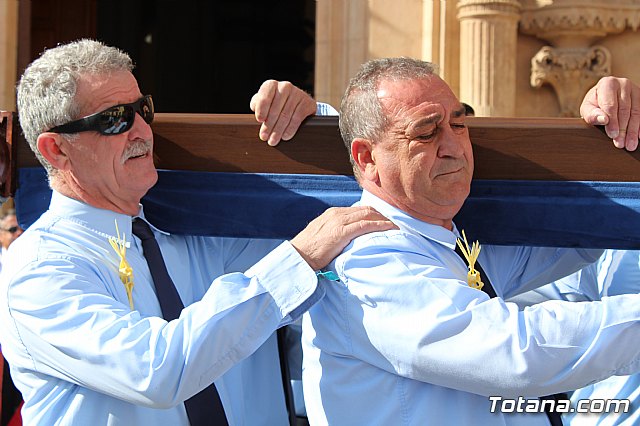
[15,167,640,248]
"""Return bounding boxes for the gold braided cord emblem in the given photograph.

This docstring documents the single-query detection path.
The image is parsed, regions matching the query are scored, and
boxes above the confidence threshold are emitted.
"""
[455,230,484,291]
[108,220,135,310]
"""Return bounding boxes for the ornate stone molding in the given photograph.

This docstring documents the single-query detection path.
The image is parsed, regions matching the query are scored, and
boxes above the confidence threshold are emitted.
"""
[531,45,611,116]
[520,1,640,46]
[520,1,636,116]
[458,0,522,19]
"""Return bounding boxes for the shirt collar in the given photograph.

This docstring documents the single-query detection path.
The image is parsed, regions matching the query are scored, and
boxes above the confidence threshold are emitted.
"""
[359,190,461,250]
[135,205,170,236]
[48,190,170,240]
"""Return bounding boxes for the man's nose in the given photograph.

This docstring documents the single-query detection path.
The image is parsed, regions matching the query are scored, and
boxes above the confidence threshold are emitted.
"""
[437,126,467,157]
[129,111,153,141]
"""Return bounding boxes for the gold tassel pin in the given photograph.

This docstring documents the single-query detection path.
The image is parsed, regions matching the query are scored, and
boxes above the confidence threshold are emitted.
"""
[108,220,135,310]
[455,230,484,291]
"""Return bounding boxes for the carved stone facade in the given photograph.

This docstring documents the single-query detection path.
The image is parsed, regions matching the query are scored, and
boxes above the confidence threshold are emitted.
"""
[520,0,640,117]
[530,45,611,116]
[520,1,640,41]
[313,0,640,118]
[314,0,462,110]
[1,2,640,117]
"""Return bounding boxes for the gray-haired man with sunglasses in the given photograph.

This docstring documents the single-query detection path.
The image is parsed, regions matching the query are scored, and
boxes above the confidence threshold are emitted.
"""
[0,39,395,425]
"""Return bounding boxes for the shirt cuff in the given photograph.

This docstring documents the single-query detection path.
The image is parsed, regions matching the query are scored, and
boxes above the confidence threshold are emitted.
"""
[316,102,339,117]
[245,241,321,323]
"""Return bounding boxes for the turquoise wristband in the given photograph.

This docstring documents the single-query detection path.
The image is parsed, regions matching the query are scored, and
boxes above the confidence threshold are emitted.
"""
[316,270,340,281]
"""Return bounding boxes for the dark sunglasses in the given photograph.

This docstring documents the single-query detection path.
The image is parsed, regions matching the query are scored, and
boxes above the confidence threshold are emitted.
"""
[49,95,154,136]
[2,226,19,233]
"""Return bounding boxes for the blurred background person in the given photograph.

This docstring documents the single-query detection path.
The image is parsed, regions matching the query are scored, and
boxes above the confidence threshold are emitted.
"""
[0,208,23,426]
[0,210,23,274]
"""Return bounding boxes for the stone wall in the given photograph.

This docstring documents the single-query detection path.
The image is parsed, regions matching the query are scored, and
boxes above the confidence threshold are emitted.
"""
[1,1,638,118]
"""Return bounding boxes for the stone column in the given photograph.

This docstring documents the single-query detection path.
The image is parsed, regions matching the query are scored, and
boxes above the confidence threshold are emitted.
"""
[423,0,462,97]
[0,0,19,110]
[457,0,521,117]
[315,0,369,108]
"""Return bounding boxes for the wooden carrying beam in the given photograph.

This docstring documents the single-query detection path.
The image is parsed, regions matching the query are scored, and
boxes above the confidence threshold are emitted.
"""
[150,115,640,181]
[7,112,640,189]
[6,111,640,248]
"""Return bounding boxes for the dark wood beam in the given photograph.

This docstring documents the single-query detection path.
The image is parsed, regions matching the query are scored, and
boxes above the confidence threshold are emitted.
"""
[148,114,639,181]
[6,112,639,199]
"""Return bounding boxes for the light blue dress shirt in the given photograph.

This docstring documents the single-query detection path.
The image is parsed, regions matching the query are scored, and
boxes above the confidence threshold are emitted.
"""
[301,190,640,426]
[515,250,640,426]
[0,190,322,425]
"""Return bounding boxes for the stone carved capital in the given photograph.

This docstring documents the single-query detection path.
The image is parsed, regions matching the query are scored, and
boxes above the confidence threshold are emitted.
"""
[531,45,611,117]
[458,0,522,20]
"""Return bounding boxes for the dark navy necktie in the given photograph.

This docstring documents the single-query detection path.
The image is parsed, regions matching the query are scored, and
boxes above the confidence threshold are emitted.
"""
[454,240,564,426]
[132,218,229,426]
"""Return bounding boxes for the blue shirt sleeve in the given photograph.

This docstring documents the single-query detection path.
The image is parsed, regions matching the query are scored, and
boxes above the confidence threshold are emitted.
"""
[302,229,640,425]
[0,196,321,426]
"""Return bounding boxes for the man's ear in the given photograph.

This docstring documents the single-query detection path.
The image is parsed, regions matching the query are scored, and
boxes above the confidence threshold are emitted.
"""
[37,133,70,171]
[351,138,378,183]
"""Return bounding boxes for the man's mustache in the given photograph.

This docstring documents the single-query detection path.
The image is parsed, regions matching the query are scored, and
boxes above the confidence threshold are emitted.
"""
[121,139,153,163]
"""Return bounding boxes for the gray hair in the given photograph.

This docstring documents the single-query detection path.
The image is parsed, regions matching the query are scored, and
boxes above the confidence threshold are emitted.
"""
[17,39,134,176]
[339,57,438,177]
